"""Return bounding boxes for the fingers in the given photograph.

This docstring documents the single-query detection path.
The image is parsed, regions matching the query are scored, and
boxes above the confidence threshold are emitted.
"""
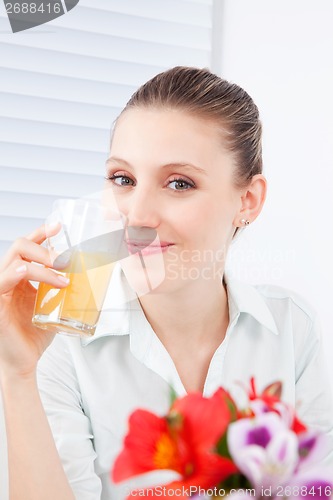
[0,224,67,296]
[0,223,62,273]
[26,222,61,244]
[0,238,55,274]
[0,259,69,296]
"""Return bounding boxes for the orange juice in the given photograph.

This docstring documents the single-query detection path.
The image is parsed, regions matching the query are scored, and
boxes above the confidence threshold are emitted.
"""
[33,251,115,336]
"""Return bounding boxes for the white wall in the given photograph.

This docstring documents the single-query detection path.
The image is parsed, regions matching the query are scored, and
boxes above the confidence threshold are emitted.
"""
[213,0,333,382]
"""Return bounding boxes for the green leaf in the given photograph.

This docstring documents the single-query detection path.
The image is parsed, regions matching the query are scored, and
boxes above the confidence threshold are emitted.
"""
[216,431,231,458]
[217,472,253,491]
[169,385,178,406]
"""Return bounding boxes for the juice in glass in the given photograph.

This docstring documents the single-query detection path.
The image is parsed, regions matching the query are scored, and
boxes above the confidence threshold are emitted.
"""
[33,251,115,336]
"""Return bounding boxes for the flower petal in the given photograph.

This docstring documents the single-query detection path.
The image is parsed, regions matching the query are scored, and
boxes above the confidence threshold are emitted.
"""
[228,413,285,456]
[228,444,266,486]
[285,469,333,500]
[263,430,299,489]
[194,452,238,489]
[172,388,232,450]
[112,409,172,482]
[297,430,329,470]
[268,430,298,466]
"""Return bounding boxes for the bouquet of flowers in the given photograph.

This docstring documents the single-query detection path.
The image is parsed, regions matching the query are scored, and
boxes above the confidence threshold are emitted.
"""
[111,378,332,498]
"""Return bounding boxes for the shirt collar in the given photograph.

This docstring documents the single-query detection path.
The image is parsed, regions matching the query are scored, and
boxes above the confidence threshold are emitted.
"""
[224,274,279,336]
[81,268,279,346]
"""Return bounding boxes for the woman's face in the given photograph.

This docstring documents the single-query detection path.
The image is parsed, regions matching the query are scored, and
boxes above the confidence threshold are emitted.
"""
[105,108,243,295]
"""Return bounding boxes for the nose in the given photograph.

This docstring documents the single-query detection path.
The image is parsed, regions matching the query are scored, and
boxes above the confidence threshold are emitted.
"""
[124,186,160,229]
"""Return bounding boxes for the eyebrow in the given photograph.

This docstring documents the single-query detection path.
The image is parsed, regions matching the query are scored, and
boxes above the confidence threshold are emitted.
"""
[106,156,208,176]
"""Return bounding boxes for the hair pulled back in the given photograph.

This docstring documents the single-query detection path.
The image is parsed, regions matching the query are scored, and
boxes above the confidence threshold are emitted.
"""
[120,66,263,189]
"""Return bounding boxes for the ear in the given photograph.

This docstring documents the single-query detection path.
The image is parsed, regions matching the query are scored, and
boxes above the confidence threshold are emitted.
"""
[233,174,267,227]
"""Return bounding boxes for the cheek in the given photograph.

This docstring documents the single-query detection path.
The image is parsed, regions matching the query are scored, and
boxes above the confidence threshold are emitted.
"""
[181,200,234,249]
[170,203,217,246]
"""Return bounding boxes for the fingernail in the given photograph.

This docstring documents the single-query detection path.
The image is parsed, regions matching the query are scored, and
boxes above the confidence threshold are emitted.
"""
[57,275,70,285]
[16,264,27,274]
[47,222,60,231]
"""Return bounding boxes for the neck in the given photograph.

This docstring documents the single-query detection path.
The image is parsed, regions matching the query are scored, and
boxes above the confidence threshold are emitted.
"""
[139,276,229,394]
[138,276,229,351]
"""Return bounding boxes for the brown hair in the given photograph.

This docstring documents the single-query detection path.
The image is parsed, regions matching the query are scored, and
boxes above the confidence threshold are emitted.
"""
[119,66,263,189]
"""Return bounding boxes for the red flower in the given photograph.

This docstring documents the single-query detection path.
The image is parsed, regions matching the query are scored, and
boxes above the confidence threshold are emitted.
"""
[291,413,307,435]
[248,377,282,406]
[248,377,307,435]
[112,389,238,497]
[112,410,179,480]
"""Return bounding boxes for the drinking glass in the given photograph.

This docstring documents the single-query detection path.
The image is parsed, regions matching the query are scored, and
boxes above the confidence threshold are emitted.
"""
[32,198,126,336]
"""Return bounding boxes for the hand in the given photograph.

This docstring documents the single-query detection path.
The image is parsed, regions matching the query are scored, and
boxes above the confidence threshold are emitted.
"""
[0,224,69,380]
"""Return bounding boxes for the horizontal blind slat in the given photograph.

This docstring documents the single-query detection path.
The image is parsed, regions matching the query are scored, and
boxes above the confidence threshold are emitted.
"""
[0,117,109,152]
[0,20,210,67]
[0,142,107,175]
[47,8,211,49]
[78,0,211,27]
[0,92,120,129]
[1,6,211,44]
[0,68,136,106]
[0,216,44,247]
[0,192,65,218]
[0,43,165,87]
[0,167,103,197]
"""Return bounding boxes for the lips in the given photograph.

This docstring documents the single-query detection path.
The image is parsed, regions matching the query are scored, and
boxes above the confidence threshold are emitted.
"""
[125,240,174,256]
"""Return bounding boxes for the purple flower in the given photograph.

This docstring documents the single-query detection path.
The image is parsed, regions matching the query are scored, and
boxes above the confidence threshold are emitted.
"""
[227,412,333,497]
[227,413,299,490]
[297,430,330,470]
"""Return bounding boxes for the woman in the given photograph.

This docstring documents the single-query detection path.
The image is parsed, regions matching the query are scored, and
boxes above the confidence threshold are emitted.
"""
[0,67,332,500]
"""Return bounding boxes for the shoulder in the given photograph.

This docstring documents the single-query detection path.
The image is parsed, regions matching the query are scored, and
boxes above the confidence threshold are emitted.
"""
[226,274,320,340]
[252,282,321,341]
[253,282,317,318]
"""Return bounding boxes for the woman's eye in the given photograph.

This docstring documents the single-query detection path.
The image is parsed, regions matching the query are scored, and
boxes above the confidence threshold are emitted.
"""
[106,174,194,191]
[168,178,195,191]
[109,175,135,187]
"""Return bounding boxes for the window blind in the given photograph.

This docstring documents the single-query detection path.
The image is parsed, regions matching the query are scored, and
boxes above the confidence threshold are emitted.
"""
[0,0,213,257]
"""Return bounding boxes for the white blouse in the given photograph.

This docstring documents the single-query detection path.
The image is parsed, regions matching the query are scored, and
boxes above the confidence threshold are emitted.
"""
[35,265,333,500]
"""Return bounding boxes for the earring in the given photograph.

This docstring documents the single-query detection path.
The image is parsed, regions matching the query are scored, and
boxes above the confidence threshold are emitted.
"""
[240,218,250,226]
